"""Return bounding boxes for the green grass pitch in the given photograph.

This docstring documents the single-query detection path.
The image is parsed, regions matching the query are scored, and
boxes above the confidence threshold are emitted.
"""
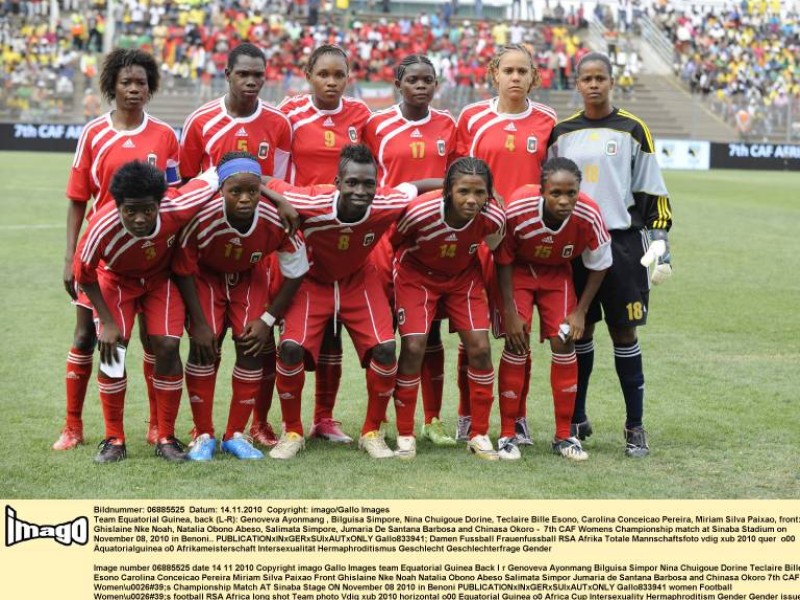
[0,151,797,499]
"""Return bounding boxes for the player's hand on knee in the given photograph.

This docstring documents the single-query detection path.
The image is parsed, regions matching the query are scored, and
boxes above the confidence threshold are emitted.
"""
[240,320,269,356]
[98,323,123,365]
[192,323,218,365]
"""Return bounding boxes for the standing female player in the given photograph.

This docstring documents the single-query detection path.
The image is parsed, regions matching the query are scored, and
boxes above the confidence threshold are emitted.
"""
[275,45,372,445]
[180,42,294,449]
[363,54,457,447]
[548,52,673,457]
[455,43,557,445]
[495,158,611,461]
[391,157,505,460]
[55,48,180,451]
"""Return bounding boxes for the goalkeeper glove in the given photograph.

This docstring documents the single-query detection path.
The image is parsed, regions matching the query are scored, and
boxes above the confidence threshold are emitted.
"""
[640,229,672,285]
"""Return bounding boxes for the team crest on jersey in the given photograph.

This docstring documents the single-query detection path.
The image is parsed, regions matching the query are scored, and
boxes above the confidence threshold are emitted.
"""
[258,142,269,159]
[526,136,538,153]
[348,127,358,143]
[147,153,157,166]
[437,139,446,156]
[167,234,176,248]
[605,140,618,156]
[363,232,375,246]
[469,243,479,255]
[561,244,574,258]
[250,251,263,264]
[397,308,405,325]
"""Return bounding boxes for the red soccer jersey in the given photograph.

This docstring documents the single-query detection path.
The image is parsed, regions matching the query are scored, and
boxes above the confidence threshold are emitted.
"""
[173,197,305,276]
[495,184,611,269]
[455,97,557,200]
[74,173,218,285]
[67,112,180,216]
[180,97,292,180]
[392,191,506,277]
[266,179,416,283]
[278,94,371,185]
[363,104,456,187]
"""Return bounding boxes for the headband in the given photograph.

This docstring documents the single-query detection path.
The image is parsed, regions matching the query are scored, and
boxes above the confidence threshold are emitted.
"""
[218,157,262,187]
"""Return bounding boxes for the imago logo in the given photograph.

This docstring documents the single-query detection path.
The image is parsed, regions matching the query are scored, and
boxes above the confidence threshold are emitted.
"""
[5,505,88,547]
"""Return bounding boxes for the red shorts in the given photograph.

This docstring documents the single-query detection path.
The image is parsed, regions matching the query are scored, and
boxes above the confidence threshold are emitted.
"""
[394,263,490,337]
[92,271,185,339]
[188,266,270,338]
[279,264,394,367]
[370,234,394,303]
[492,263,576,342]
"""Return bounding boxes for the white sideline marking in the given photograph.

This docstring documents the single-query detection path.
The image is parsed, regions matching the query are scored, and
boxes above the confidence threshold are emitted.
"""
[0,224,62,230]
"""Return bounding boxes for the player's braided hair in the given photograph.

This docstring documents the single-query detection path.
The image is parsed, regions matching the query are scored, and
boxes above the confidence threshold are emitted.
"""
[443,157,494,212]
[219,151,259,166]
[487,43,540,91]
[576,52,613,76]
[338,144,376,175]
[541,157,583,188]
[100,48,160,104]
[110,161,167,207]
[306,44,349,76]
[395,54,436,82]
[226,42,266,71]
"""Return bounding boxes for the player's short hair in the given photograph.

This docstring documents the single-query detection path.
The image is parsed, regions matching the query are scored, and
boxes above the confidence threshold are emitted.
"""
[541,157,583,188]
[443,157,494,212]
[219,151,259,167]
[396,54,436,82]
[227,43,266,72]
[338,144,377,176]
[487,43,540,90]
[306,44,349,76]
[100,48,160,104]
[110,161,167,207]
[576,52,613,76]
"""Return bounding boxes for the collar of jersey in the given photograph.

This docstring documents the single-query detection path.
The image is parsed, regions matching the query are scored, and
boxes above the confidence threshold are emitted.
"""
[394,104,432,125]
[490,96,532,120]
[220,96,262,123]
[536,196,571,234]
[332,190,372,226]
[309,94,344,115]
[105,111,150,136]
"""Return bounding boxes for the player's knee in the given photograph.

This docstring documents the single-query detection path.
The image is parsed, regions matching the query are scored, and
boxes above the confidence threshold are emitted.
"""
[371,341,396,365]
[466,340,492,370]
[401,336,427,362]
[72,326,97,352]
[280,341,304,365]
[151,336,181,360]
[608,325,637,345]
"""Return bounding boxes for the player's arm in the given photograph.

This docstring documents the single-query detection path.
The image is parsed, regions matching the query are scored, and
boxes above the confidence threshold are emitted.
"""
[631,122,673,284]
[73,231,122,365]
[63,200,88,300]
[565,243,612,341]
[178,114,204,182]
[496,261,529,354]
[406,178,444,194]
[240,236,309,356]
[260,177,300,236]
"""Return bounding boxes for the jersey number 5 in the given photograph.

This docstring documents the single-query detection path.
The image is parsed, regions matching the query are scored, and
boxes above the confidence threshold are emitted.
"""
[237,139,248,152]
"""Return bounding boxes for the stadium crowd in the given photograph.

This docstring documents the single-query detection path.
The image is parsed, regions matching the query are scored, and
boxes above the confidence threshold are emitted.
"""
[657,0,800,139]
[2,0,593,120]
